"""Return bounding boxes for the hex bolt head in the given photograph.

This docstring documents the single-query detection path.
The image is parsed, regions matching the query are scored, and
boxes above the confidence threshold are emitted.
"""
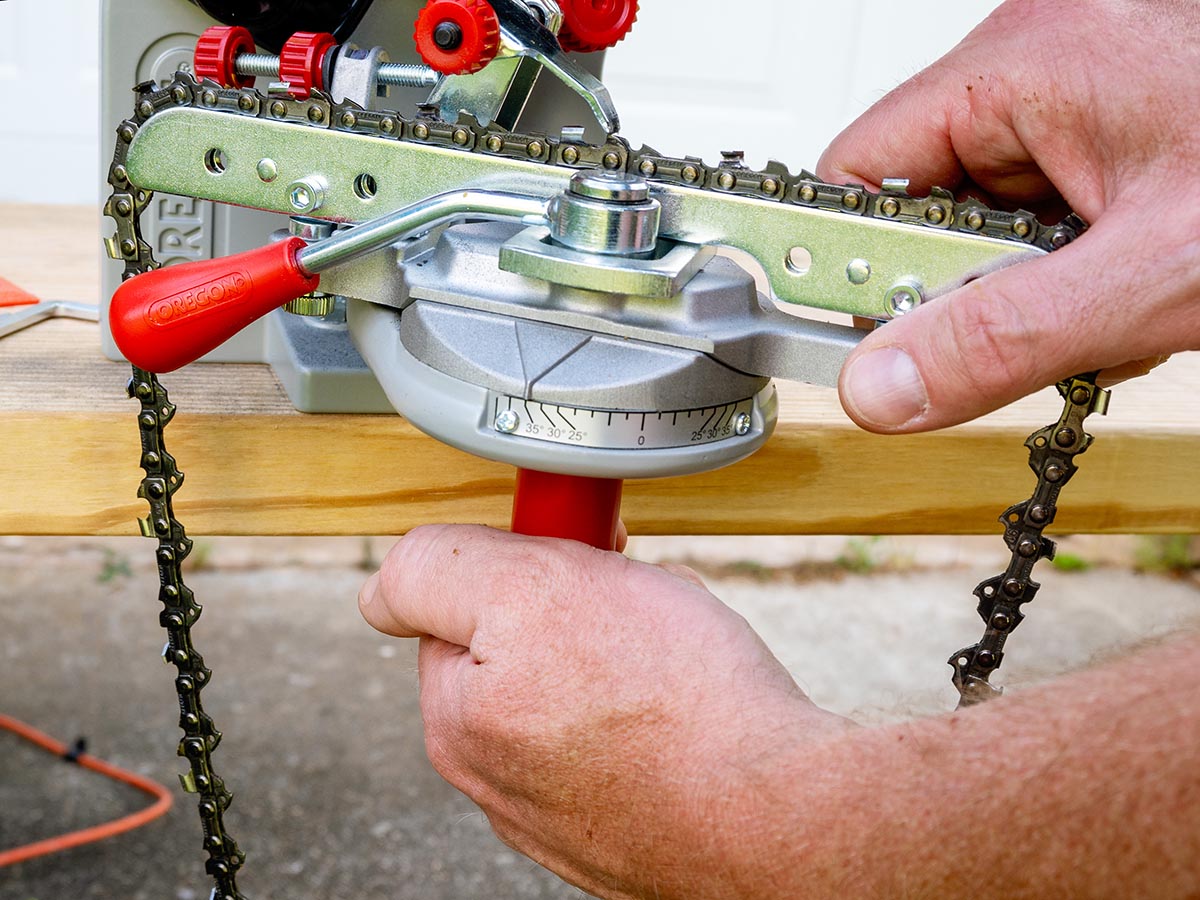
[494,410,520,434]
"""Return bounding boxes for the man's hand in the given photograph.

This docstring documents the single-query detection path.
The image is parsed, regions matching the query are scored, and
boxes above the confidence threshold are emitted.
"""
[818,0,1200,433]
[358,524,853,899]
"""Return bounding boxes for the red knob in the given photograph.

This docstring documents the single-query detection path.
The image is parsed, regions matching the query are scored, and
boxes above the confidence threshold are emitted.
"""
[511,469,624,551]
[278,31,337,99]
[193,25,257,88]
[557,0,639,53]
[414,0,501,76]
[109,238,319,373]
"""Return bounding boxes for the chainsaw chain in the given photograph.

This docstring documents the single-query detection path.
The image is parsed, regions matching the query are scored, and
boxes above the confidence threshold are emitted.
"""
[103,72,1106,892]
[949,375,1111,706]
[106,101,247,898]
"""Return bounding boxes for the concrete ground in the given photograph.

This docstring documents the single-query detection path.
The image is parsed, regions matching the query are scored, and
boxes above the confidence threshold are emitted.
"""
[1,534,1197,899]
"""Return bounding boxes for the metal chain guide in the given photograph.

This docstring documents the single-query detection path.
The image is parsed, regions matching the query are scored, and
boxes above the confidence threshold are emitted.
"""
[104,71,1108,895]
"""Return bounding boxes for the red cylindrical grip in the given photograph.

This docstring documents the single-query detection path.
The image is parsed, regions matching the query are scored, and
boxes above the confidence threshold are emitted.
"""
[511,469,623,551]
[109,238,319,373]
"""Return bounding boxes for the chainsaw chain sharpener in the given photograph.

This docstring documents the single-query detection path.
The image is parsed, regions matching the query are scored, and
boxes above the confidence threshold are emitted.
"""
[101,1,1110,894]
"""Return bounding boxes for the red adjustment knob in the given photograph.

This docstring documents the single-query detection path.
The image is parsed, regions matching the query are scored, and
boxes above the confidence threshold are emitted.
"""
[278,31,337,99]
[193,25,257,88]
[109,238,319,373]
[558,0,639,53]
[414,0,500,76]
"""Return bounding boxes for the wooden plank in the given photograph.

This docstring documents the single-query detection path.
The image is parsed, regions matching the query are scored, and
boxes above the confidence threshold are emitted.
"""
[1,206,1197,536]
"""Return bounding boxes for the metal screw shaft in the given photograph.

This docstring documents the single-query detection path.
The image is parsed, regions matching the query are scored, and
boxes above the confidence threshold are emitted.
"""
[232,53,438,90]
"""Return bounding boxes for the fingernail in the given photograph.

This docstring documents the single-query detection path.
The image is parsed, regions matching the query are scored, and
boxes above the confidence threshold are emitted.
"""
[358,571,380,608]
[842,347,929,429]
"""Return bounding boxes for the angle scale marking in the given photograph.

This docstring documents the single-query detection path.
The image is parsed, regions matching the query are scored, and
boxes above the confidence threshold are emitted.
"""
[487,393,758,451]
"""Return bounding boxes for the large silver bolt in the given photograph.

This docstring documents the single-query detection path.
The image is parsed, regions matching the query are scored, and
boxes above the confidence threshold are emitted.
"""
[494,410,520,434]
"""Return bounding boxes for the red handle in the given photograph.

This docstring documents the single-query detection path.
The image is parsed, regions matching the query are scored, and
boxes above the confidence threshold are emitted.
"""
[511,469,623,551]
[109,238,319,373]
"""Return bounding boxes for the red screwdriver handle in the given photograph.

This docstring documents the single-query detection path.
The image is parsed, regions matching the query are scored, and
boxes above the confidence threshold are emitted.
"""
[511,469,624,551]
[109,237,319,373]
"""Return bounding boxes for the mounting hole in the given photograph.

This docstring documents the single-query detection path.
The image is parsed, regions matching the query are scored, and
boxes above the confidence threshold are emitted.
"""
[204,148,227,175]
[785,246,812,276]
[354,173,378,201]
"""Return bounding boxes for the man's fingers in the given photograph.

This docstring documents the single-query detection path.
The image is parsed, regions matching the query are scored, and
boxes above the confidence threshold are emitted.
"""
[838,212,1181,432]
[1097,355,1172,388]
[359,523,624,648]
[816,64,965,192]
[359,524,504,645]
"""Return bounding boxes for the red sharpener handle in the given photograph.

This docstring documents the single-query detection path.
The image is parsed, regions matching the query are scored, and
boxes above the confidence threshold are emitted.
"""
[511,469,623,551]
[109,237,319,373]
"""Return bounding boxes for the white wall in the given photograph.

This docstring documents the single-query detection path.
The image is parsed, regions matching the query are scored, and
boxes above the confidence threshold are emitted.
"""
[0,0,1002,204]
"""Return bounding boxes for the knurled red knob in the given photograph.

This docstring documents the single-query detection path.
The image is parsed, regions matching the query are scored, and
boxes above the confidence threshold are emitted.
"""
[557,0,638,53]
[109,239,319,373]
[278,31,338,98]
[413,0,500,76]
[193,25,257,88]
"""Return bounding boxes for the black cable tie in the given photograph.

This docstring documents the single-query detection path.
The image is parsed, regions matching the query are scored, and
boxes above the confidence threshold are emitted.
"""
[62,736,88,763]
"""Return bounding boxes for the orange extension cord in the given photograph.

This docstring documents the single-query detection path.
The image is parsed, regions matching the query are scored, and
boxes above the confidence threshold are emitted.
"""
[0,713,173,867]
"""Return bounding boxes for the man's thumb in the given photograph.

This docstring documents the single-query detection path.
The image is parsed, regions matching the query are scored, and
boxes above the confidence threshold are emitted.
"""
[838,216,1148,433]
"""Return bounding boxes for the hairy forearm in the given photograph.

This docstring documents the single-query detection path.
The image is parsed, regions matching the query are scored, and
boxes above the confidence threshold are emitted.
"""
[741,632,1200,898]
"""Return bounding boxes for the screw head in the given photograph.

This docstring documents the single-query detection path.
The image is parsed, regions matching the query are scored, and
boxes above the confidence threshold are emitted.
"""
[494,410,520,434]
[238,94,255,111]
[886,282,923,315]
[256,158,278,182]
[734,413,753,436]
[115,198,133,216]
[288,178,325,212]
